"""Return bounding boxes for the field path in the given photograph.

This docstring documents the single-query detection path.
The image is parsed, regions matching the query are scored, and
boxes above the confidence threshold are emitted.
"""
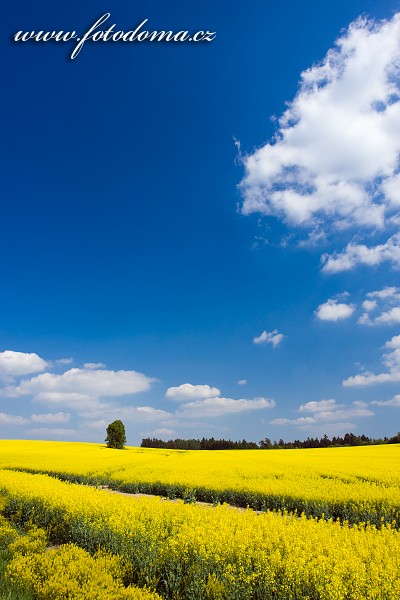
[99,485,264,514]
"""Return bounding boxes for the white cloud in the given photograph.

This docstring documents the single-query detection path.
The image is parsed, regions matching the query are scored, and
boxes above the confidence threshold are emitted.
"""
[358,314,372,325]
[358,287,400,325]
[382,172,400,207]
[362,300,377,312]
[239,14,400,236]
[299,399,337,412]
[315,299,355,321]
[2,368,156,408]
[371,394,400,407]
[373,307,400,325]
[147,428,175,437]
[343,334,400,386]
[237,379,247,385]
[367,287,400,300]
[131,406,171,419]
[166,383,221,401]
[178,396,275,418]
[30,412,70,424]
[385,334,400,349]
[269,399,373,427]
[54,358,74,365]
[307,401,373,421]
[297,230,327,248]
[322,234,400,273]
[253,329,285,346]
[0,351,49,381]
[269,416,316,426]
[0,412,29,425]
[344,370,400,386]
[0,352,171,436]
[165,382,276,420]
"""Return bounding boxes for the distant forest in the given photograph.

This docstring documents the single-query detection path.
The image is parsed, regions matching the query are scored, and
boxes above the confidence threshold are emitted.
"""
[141,432,400,450]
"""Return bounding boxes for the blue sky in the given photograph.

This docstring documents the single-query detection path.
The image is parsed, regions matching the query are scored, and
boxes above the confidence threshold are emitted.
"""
[2,0,400,445]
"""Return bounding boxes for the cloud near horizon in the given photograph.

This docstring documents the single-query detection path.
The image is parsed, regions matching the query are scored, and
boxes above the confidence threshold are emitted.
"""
[178,396,275,418]
[269,398,373,429]
[343,334,400,386]
[0,412,29,425]
[167,383,276,418]
[166,383,221,401]
[0,350,277,436]
[371,393,400,407]
[30,412,70,424]
[0,359,161,433]
[2,366,156,406]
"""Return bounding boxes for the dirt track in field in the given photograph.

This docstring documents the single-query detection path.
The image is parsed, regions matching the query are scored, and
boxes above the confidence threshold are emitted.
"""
[98,486,264,514]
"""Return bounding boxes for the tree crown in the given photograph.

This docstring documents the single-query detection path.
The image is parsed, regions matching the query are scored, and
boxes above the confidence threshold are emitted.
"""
[105,420,126,449]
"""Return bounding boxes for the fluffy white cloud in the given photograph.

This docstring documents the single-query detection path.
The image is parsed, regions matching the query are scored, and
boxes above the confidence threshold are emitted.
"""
[299,399,337,412]
[0,352,169,436]
[358,287,400,325]
[130,406,171,419]
[30,412,70,424]
[367,288,400,300]
[178,396,275,418]
[253,329,285,346]
[315,299,355,321]
[362,300,377,312]
[166,383,221,401]
[322,234,400,273]
[0,412,29,425]
[373,307,400,325]
[269,399,373,427]
[343,334,400,386]
[372,394,400,407]
[165,382,276,419]
[344,371,400,386]
[385,334,400,349]
[0,351,49,380]
[240,14,400,235]
[2,367,155,407]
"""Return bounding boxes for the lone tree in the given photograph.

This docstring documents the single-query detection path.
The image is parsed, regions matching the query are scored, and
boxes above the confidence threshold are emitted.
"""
[105,420,126,449]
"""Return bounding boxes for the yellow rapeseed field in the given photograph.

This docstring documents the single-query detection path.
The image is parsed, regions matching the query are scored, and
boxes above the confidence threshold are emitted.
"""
[0,440,398,525]
[0,468,399,599]
[0,513,160,599]
[0,441,399,598]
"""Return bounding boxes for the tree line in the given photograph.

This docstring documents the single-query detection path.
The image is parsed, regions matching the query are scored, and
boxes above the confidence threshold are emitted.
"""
[141,437,258,450]
[141,431,400,450]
